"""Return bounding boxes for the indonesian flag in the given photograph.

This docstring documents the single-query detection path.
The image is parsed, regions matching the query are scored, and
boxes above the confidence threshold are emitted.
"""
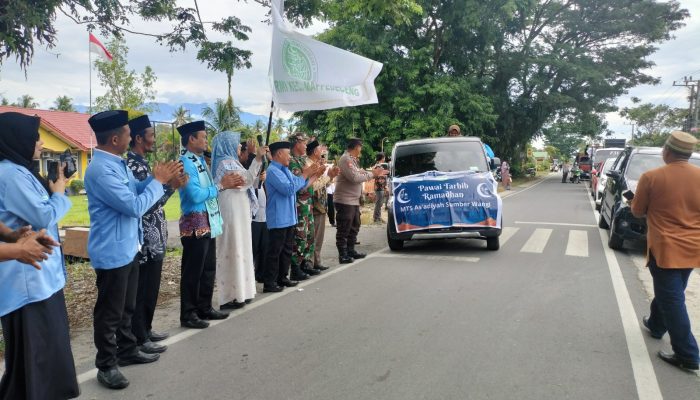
[89,33,113,62]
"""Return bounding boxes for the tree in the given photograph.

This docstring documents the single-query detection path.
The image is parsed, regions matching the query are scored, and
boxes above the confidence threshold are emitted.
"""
[12,94,38,108]
[619,102,688,146]
[172,106,192,126]
[297,0,688,165]
[94,38,157,112]
[197,40,252,110]
[541,119,588,162]
[0,96,8,106]
[0,0,324,70]
[51,95,75,112]
[202,98,241,134]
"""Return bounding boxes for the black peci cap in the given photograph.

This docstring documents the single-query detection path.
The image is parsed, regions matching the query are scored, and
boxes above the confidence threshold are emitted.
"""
[269,141,292,155]
[177,120,206,137]
[306,140,320,155]
[128,115,152,138]
[88,110,129,133]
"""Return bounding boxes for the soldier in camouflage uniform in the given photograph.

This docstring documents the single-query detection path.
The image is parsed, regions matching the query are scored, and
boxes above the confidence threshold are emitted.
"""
[288,133,321,280]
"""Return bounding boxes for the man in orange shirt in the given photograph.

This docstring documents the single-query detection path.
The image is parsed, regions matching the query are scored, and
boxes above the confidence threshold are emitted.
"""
[631,130,700,372]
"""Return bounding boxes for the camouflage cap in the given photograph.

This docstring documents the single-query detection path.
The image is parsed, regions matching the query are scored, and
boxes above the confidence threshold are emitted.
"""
[289,132,309,143]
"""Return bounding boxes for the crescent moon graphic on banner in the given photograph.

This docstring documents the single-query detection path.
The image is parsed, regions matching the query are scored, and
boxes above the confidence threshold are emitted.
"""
[396,188,410,204]
[476,183,492,198]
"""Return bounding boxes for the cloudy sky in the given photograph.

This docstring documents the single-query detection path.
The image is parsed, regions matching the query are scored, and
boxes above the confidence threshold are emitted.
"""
[1,0,699,138]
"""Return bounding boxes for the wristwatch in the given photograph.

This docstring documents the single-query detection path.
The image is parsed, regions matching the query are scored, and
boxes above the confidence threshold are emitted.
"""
[216,183,224,192]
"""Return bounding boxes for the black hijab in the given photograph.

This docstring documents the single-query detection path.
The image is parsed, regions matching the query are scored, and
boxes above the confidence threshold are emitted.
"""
[0,112,51,193]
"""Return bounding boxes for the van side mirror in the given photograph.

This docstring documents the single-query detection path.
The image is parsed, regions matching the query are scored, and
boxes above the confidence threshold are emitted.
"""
[490,157,501,170]
[606,170,620,180]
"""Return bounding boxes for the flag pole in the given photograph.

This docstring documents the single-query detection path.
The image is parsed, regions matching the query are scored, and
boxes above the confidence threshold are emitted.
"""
[89,37,92,115]
[257,99,275,189]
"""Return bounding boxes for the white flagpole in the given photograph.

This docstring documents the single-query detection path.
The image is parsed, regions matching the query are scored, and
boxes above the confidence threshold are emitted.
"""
[89,37,94,159]
[89,38,92,115]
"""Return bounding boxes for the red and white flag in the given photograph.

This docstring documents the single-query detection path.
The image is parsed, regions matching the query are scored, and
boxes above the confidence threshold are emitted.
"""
[89,33,113,62]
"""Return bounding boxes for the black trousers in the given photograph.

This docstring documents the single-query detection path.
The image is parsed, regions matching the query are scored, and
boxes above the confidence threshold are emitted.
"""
[180,237,216,320]
[1,290,79,400]
[327,194,335,225]
[561,172,569,183]
[94,260,140,370]
[263,226,294,287]
[132,256,164,344]
[335,203,360,252]
[251,221,269,281]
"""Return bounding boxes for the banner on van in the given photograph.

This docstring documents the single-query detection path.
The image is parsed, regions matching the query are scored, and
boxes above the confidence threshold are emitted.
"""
[392,171,501,233]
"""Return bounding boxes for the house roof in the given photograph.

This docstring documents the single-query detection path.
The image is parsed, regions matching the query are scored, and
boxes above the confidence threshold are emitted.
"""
[0,105,95,151]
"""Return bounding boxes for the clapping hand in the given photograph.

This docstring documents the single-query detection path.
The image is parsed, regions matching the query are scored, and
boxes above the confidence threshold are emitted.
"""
[16,229,58,270]
[153,161,182,184]
[221,172,246,190]
[372,166,389,177]
[168,172,189,189]
[328,165,340,179]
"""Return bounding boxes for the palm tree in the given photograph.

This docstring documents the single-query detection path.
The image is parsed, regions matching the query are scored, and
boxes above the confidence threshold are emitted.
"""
[50,96,75,112]
[202,99,241,135]
[172,106,192,126]
[272,117,287,141]
[13,94,38,108]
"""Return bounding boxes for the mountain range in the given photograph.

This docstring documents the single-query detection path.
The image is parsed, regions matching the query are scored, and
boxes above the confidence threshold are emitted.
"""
[74,102,268,126]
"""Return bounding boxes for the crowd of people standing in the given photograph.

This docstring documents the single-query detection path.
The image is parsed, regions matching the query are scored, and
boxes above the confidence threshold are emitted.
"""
[0,108,388,397]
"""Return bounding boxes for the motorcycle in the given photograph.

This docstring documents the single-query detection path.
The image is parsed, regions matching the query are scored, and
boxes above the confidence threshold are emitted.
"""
[569,168,581,184]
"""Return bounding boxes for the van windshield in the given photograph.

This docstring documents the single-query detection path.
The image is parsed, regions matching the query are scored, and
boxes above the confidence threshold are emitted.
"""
[393,141,489,177]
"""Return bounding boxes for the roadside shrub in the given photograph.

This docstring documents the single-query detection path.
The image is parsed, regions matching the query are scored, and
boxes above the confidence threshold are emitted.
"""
[69,179,84,194]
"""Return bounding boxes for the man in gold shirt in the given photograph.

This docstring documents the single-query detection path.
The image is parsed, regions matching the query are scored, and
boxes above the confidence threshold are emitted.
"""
[631,130,700,372]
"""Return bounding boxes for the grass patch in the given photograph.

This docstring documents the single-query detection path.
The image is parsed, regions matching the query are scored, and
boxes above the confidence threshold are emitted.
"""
[59,191,182,227]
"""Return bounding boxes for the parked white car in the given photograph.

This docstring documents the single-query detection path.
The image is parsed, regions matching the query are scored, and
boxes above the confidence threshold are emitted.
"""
[593,158,616,210]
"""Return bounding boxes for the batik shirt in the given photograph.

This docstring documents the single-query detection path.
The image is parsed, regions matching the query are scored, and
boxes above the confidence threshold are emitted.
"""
[127,151,175,262]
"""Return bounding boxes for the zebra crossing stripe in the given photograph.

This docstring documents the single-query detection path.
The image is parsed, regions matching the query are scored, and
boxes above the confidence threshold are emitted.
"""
[520,228,552,253]
[565,230,589,257]
[499,227,519,245]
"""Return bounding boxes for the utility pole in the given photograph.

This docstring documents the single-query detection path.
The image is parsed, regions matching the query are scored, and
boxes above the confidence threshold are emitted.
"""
[624,121,635,141]
[673,76,700,131]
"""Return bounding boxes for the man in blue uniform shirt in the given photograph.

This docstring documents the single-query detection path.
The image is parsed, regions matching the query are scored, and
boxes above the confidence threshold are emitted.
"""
[177,121,243,329]
[84,110,181,390]
[262,141,324,293]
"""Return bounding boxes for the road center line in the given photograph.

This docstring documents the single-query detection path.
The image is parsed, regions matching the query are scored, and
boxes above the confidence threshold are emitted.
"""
[514,221,597,228]
[583,185,663,400]
[77,246,390,385]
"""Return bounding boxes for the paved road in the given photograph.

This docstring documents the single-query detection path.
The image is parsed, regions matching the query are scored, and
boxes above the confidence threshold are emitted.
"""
[77,174,700,399]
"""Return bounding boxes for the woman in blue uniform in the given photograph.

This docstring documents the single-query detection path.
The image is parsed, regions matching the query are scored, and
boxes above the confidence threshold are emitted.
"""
[0,112,79,400]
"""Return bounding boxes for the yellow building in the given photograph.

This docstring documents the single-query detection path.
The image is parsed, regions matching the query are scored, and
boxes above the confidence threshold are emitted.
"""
[0,106,94,180]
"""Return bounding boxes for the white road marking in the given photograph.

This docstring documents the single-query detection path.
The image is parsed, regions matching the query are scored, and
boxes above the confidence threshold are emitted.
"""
[565,230,589,257]
[499,173,553,199]
[520,228,552,253]
[499,226,519,245]
[77,246,390,385]
[583,185,663,399]
[370,253,479,263]
[515,221,597,228]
